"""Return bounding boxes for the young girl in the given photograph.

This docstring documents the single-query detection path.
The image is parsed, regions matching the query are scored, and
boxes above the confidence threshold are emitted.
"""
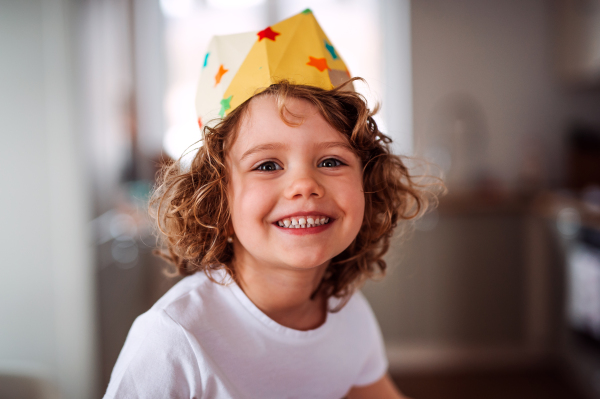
[104,11,431,399]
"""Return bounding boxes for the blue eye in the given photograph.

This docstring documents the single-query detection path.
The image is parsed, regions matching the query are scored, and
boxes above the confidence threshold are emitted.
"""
[318,158,344,168]
[256,161,282,171]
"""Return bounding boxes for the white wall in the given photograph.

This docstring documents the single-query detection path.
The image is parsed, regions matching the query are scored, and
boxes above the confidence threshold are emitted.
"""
[0,0,97,398]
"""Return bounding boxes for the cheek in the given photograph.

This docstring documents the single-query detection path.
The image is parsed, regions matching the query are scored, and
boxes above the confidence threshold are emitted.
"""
[332,174,365,232]
[230,178,276,233]
[347,187,365,232]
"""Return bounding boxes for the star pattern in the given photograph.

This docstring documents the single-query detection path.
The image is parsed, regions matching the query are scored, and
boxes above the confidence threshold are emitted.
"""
[219,95,232,117]
[257,27,280,42]
[214,64,228,86]
[197,11,353,123]
[306,56,330,72]
[324,41,338,60]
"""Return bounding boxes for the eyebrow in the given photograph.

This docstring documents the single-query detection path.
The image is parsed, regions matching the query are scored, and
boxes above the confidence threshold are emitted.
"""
[239,140,354,162]
[239,142,288,162]
[315,141,355,153]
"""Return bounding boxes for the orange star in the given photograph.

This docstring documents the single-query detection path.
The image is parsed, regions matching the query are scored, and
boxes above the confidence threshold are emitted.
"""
[197,117,202,129]
[214,64,228,86]
[257,27,280,41]
[306,57,330,72]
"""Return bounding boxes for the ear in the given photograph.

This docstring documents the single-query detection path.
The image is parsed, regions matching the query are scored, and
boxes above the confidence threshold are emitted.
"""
[226,220,235,238]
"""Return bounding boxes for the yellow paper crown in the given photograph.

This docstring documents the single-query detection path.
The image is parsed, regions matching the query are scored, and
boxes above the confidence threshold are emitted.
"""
[195,9,352,128]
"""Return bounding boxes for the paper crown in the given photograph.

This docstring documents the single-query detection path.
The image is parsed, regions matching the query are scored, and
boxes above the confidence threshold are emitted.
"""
[195,9,352,128]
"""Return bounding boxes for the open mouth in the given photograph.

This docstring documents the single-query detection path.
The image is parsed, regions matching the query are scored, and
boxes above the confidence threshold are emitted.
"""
[275,216,331,229]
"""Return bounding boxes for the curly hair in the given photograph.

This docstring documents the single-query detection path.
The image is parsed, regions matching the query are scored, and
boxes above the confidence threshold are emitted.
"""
[150,78,440,306]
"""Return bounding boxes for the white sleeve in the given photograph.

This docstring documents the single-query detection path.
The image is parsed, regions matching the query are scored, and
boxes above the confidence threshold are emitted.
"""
[353,293,389,387]
[103,309,202,399]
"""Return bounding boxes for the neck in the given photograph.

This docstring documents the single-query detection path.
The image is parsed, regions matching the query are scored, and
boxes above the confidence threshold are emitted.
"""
[232,247,328,331]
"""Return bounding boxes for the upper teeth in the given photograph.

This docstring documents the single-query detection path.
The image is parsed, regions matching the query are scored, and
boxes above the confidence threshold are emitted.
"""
[277,216,330,228]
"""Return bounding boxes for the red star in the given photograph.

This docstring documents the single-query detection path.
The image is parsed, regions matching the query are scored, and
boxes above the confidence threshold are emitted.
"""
[257,27,280,41]
[214,64,228,86]
[306,56,330,72]
[197,117,202,129]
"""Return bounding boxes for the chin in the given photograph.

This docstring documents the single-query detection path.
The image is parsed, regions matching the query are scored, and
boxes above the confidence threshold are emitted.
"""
[280,255,329,270]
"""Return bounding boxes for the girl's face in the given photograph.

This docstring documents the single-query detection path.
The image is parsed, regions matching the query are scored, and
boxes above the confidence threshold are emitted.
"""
[226,95,365,271]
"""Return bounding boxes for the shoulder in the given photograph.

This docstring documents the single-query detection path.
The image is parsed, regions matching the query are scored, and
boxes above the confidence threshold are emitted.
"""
[152,271,220,309]
[336,290,389,387]
[336,290,380,331]
[103,306,202,398]
[116,272,215,351]
[325,290,384,354]
[346,290,375,314]
[104,271,230,398]
[151,270,231,326]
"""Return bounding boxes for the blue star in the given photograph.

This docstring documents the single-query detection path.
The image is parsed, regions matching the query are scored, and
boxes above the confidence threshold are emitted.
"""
[203,52,210,68]
[324,41,338,60]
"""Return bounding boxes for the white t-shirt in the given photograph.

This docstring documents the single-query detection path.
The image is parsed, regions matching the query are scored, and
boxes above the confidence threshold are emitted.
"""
[103,270,388,399]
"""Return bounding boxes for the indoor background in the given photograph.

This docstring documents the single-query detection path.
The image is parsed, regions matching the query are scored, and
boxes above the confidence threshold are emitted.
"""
[1,0,600,398]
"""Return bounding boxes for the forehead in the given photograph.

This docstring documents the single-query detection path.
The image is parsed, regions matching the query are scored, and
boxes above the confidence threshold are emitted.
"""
[229,95,350,156]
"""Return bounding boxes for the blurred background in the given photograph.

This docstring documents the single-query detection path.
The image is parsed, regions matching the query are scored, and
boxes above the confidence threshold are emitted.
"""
[1,0,600,398]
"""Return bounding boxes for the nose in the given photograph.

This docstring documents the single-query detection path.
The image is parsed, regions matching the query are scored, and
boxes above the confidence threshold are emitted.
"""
[283,170,324,200]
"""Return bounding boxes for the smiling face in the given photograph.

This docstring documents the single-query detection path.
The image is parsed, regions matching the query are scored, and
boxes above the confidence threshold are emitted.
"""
[226,95,365,272]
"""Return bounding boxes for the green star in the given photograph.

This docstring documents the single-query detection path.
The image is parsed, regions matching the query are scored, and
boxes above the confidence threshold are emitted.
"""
[302,8,312,14]
[219,95,232,117]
